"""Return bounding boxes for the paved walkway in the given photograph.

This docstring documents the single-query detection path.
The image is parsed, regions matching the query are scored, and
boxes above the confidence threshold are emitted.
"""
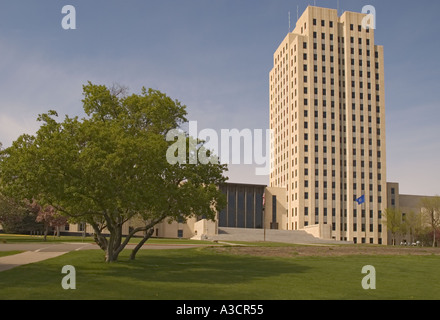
[0,242,95,272]
[0,251,68,272]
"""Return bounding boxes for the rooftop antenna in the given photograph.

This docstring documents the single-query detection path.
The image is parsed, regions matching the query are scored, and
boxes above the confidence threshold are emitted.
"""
[288,11,291,32]
[297,5,299,21]
[337,0,340,15]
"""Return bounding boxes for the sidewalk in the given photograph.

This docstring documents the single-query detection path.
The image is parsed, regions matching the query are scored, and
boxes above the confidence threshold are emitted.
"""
[0,251,68,272]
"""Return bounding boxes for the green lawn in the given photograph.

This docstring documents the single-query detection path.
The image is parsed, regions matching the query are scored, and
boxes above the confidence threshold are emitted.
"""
[0,246,439,300]
[0,251,23,258]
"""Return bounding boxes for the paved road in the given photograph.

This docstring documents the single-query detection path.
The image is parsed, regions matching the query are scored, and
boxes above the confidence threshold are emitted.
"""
[0,242,208,272]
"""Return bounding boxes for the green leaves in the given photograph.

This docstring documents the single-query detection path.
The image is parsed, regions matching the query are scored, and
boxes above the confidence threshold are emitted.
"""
[0,82,228,261]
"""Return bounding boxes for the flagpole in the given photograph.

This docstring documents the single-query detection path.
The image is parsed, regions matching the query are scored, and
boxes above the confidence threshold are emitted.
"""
[356,194,366,243]
[364,197,367,242]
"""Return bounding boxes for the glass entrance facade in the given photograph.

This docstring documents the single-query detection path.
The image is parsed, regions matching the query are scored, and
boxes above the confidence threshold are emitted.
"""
[218,183,266,229]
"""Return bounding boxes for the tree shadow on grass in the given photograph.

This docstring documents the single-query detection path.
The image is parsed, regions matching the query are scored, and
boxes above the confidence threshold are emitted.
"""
[0,248,311,299]
[93,248,310,285]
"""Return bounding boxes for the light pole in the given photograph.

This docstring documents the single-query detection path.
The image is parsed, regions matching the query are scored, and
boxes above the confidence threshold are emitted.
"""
[262,193,266,242]
[263,207,266,242]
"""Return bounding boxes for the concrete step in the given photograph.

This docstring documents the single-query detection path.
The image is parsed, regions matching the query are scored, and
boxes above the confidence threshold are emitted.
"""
[208,227,350,245]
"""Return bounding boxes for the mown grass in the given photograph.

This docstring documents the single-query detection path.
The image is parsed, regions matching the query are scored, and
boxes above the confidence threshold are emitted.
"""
[0,246,439,300]
[0,251,24,258]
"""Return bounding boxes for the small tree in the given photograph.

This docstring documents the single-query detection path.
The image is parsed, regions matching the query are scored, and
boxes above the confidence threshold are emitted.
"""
[420,196,440,247]
[404,210,424,244]
[397,216,408,244]
[383,207,402,245]
[30,201,68,240]
[0,194,43,234]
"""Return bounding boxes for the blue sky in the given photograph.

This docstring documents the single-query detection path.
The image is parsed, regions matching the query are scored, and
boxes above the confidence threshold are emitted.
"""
[0,0,439,196]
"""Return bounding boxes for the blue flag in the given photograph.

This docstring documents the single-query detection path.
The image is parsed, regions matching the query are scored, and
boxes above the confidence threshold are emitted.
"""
[356,195,365,205]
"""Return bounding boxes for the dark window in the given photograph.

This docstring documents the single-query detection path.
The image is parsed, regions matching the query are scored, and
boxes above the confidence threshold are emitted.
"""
[227,186,236,227]
[272,195,277,223]
[245,190,254,228]
[237,187,245,228]
[255,191,263,228]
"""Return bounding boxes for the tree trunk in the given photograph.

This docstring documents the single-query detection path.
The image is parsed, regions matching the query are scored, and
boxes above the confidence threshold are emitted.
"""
[91,222,107,248]
[93,232,108,251]
[91,216,164,262]
[105,248,119,263]
[105,225,123,263]
[130,228,154,260]
[43,225,49,241]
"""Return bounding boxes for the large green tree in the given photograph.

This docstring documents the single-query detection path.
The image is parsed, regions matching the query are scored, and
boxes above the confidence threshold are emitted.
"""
[0,82,227,262]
